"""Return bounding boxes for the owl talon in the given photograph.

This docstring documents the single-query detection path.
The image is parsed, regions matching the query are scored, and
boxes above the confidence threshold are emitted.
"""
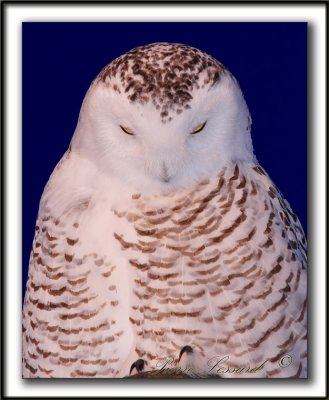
[178,345,193,362]
[129,358,145,375]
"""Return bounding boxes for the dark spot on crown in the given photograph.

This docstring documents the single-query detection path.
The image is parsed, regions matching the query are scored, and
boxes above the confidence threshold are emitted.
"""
[212,71,220,86]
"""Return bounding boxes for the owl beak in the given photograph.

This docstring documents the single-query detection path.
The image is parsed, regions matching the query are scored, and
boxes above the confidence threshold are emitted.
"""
[161,162,171,183]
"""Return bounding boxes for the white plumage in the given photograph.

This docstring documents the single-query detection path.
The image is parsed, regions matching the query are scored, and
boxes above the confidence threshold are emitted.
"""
[23,43,307,378]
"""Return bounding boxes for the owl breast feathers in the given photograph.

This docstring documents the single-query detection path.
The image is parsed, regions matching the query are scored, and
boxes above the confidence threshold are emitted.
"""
[23,153,307,378]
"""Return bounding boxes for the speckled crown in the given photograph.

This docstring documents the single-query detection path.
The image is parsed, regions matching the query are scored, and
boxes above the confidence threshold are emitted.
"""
[97,43,225,123]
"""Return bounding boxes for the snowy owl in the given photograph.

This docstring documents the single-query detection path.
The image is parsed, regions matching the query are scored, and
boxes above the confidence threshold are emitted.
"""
[23,43,307,378]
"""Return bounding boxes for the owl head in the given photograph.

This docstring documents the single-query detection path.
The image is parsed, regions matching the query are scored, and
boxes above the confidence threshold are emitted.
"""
[71,43,255,193]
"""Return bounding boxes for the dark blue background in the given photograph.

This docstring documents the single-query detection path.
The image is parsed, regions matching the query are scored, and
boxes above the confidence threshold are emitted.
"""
[23,22,307,298]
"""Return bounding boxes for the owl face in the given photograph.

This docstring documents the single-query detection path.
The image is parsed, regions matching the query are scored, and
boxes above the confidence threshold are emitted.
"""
[72,43,255,194]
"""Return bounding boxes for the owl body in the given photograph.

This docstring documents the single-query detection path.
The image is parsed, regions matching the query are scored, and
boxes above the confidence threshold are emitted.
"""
[23,43,307,378]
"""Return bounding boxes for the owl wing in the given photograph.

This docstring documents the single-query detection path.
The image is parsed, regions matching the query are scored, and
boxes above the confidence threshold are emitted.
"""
[252,165,307,268]
[23,151,134,378]
[241,165,307,377]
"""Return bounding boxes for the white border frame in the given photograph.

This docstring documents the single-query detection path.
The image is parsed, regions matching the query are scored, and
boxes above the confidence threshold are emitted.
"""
[3,2,327,398]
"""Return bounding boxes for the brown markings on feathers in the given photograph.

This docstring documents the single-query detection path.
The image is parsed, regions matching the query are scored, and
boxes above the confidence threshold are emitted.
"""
[138,238,160,247]
[66,237,79,246]
[46,232,57,242]
[129,259,149,271]
[237,227,257,245]
[135,227,157,237]
[113,232,135,249]
[253,287,272,300]
[24,360,37,375]
[80,359,108,366]
[277,332,294,349]
[38,364,54,375]
[59,335,115,351]
[134,280,169,296]
[167,279,198,287]
[235,318,256,334]
[248,316,285,349]
[59,357,78,364]
[166,243,190,252]
[267,368,282,377]
[149,259,176,269]
[68,287,90,296]
[297,299,307,323]
[84,321,110,333]
[157,297,194,305]
[182,244,205,257]
[129,317,141,326]
[36,346,59,358]
[171,197,192,212]
[267,293,286,312]
[133,291,152,300]
[64,254,73,262]
[264,212,275,234]
[234,311,250,324]
[172,309,205,318]
[135,348,146,358]
[198,252,220,265]
[253,166,266,175]
[218,298,242,312]
[264,199,269,211]
[195,215,220,232]
[229,164,239,181]
[67,276,87,286]
[236,175,247,189]
[72,370,97,377]
[145,214,172,225]
[236,189,248,205]
[32,295,97,311]
[250,180,257,195]
[196,264,219,276]
[234,281,255,295]
[59,304,105,321]
[196,272,223,285]
[147,271,179,281]
[42,270,64,280]
[261,237,273,248]
[48,286,67,296]
[172,328,201,335]
[268,186,277,199]
[267,262,282,278]
[28,336,39,346]
[102,266,116,278]
[46,265,61,273]
[48,251,60,258]
[211,210,247,244]
[59,327,82,335]
[238,252,254,265]
[172,184,222,226]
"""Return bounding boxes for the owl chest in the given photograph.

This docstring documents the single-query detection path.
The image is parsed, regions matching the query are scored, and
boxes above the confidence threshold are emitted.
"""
[110,205,252,314]
[77,182,278,358]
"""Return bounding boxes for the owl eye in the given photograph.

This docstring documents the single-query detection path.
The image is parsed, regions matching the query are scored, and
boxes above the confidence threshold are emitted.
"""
[191,121,207,134]
[120,125,134,135]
